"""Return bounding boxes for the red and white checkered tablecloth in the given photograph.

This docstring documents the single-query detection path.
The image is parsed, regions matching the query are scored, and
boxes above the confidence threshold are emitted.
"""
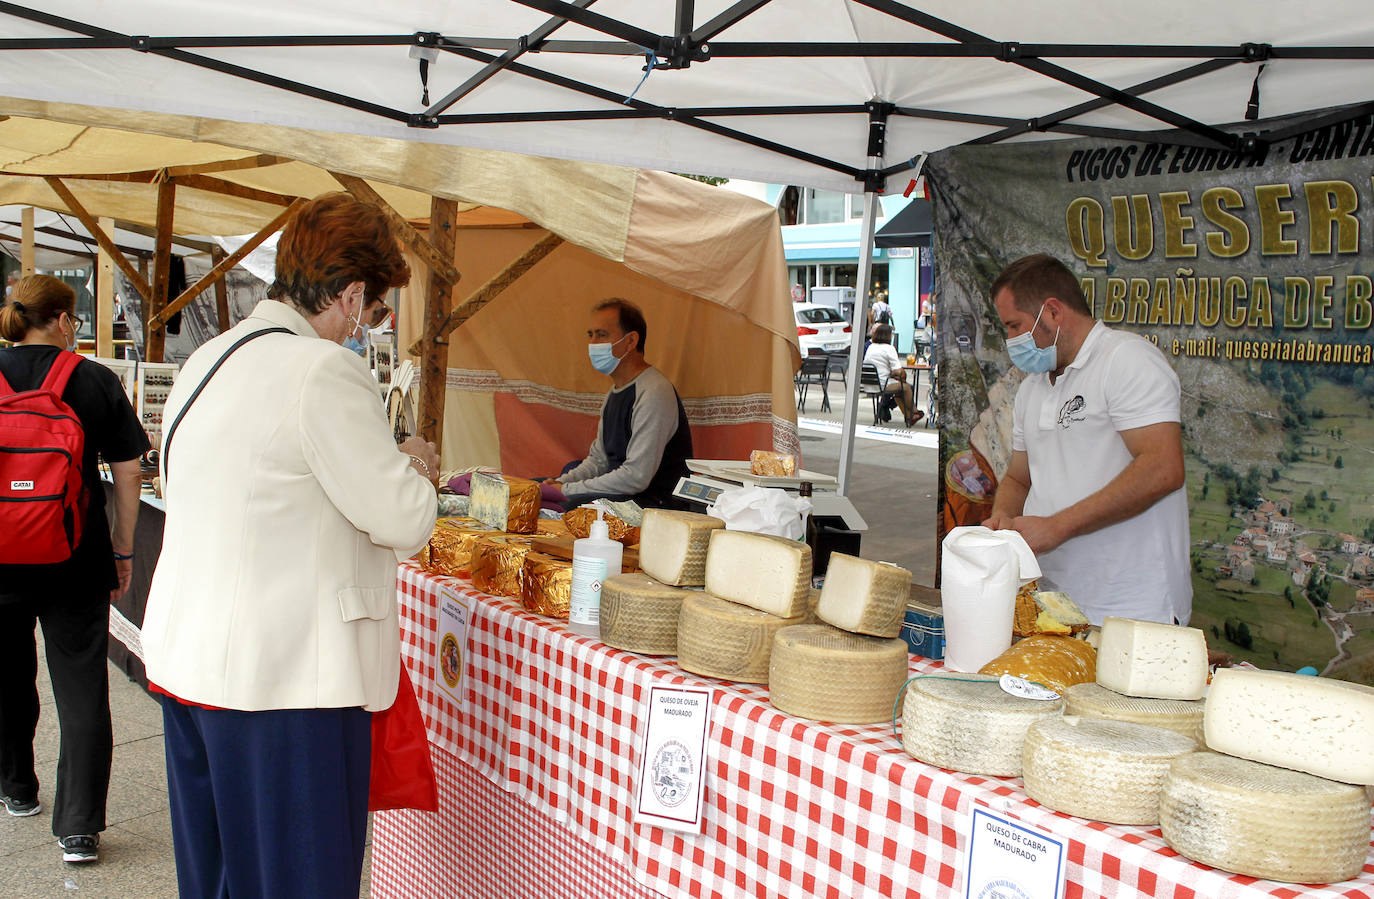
[373,563,1374,899]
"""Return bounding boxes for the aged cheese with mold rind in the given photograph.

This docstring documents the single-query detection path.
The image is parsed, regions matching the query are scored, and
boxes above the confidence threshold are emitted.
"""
[1203,668,1374,784]
[469,472,541,534]
[703,529,812,618]
[767,624,908,723]
[676,593,804,683]
[600,573,690,655]
[1160,751,1370,884]
[638,509,725,586]
[1095,617,1208,700]
[814,553,911,638]
[1022,716,1196,825]
[900,674,1062,777]
[1063,682,1205,743]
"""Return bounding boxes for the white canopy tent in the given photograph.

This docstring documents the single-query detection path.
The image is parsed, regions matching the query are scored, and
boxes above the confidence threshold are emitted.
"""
[2,0,1372,490]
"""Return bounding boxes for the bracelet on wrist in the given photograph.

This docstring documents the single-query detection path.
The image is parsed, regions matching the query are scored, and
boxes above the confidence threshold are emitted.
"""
[113,550,134,561]
[407,454,433,479]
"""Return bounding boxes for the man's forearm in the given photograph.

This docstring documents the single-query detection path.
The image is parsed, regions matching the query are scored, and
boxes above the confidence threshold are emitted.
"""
[1050,451,1181,543]
[989,472,1029,521]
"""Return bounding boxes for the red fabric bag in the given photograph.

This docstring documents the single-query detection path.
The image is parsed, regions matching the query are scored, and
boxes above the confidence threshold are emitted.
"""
[368,662,439,812]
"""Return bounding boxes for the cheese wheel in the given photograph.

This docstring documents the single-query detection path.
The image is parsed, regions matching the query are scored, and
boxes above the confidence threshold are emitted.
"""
[901,674,1062,776]
[600,573,691,655]
[767,624,909,723]
[1063,683,1205,744]
[677,593,804,683]
[1204,668,1374,784]
[814,552,911,638]
[978,634,1096,694]
[703,529,812,617]
[1096,617,1208,700]
[1022,716,1197,825]
[638,509,725,586]
[1160,751,1371,884]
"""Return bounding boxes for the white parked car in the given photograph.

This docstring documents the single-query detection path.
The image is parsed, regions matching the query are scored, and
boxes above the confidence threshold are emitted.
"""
[794,302,852,355]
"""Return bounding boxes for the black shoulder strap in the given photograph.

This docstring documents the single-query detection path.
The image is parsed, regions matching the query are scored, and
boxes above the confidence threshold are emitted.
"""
[161,327,293,480]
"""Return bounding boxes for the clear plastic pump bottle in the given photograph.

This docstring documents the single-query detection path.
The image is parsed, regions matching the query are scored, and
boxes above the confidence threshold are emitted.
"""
[569,508,623,633]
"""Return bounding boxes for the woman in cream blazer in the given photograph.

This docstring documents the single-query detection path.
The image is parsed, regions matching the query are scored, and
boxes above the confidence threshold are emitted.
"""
[141,193,438,899]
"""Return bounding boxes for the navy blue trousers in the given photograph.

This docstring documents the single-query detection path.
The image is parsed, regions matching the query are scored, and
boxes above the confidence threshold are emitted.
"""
[160,698,371,899]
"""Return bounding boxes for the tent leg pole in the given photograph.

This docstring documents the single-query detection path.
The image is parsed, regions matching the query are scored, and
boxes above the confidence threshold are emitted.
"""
[20,207,35,276]
[838,190,880,496]
[419,197,459,459]
[96,216,115,357]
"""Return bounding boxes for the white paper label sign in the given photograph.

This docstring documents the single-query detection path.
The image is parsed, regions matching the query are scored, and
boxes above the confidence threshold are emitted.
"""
[434,587,471,709]
[964,805,1066,899]
[633,685,713,833]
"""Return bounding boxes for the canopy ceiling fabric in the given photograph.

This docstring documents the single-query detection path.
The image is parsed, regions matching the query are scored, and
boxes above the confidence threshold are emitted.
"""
[1,2,1371,194]
[873,197,931,248]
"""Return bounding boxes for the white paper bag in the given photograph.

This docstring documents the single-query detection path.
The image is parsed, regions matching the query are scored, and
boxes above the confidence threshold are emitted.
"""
[707,486,812,541]
[940,526,1041,672]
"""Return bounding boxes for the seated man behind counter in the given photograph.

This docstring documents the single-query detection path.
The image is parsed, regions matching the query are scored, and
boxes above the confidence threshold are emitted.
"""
[547,299,693,511]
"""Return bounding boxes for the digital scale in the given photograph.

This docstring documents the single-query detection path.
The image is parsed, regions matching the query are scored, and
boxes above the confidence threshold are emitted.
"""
[672,459,867,532]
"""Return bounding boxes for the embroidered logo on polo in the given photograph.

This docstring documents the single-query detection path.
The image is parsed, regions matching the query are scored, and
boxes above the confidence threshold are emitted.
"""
[1057,395,1086,429]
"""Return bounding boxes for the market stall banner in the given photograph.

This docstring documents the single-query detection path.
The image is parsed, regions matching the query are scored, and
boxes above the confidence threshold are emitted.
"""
[928,113,1374,685]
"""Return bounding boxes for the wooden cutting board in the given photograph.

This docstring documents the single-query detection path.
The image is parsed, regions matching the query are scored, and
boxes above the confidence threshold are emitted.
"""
[530,536,639,572]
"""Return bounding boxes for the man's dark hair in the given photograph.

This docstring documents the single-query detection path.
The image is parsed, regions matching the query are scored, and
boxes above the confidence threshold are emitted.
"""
[990,254,1091,317]
[595,297,648,353]
[872,323,893,344]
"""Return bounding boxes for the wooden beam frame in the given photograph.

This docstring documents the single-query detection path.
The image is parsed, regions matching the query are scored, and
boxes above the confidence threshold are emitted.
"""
[418,197,460,453]
[95,215,114,357]
[148,198,303,329]
[145,179,176,363]
[42,176,152,300]
[409,232,564,355]
[34,154,290,184]
[172,173,295,207]
[330,172,461,285]
[20,206,34,275]
[211,245,231,334]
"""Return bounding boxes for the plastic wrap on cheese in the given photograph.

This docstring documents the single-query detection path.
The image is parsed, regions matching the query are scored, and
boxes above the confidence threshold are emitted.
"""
[979,634,1097,694]
[470,535,535,597]
[562,507,640,546]
[521,551,573,618]
[470,472,542,534]
[427,518,493,577]
[750,449,797,477]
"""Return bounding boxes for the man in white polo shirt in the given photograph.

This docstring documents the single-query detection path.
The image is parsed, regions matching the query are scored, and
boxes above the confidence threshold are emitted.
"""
[982,254,1191,625]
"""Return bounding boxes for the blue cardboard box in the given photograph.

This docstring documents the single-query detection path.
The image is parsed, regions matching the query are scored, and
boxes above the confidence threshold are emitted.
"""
[901,599,945,660]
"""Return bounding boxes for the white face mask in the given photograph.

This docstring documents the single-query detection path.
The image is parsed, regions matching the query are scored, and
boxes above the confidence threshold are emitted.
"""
[62,313,79,352]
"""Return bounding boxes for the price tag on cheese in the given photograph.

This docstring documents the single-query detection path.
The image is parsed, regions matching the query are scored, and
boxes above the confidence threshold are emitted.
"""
[998,674,1060,701]
[434,586,471,708]
[633,685,714,833]
[964,804,1066,899]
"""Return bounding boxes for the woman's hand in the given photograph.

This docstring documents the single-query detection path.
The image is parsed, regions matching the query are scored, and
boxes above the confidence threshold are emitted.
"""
[398,437,441,486]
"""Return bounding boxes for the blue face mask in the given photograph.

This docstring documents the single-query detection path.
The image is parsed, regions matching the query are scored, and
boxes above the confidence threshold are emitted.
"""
[588,333,629,375]
[343,334,368,357]
[1006,302,1059,374]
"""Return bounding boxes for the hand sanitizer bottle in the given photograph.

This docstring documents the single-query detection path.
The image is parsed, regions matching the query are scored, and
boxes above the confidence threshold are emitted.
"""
[569,508,623,635]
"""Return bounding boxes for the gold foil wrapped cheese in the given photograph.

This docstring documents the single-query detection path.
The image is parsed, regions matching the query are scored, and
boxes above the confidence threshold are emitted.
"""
[470,472,542,534]
[979,634,1097,695]
[427,518,494,578]
[521,552,574,618]
[562,507,640,546]
[536,518,573,539]
[470,535,535,597]
[750,449,797,477]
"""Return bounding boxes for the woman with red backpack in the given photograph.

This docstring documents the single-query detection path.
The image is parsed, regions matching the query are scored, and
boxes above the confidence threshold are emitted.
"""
[0,274,148,864]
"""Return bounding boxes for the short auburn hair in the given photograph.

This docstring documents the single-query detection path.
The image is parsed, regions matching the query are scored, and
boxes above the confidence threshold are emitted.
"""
[0,274,75,342]
[990,254,1091,317]
[268,192,410,315]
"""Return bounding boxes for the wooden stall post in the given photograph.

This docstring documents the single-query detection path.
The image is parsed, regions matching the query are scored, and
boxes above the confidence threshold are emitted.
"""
[211,246,231,333]
[145,179,177,363]
[95,215,115,357]
[420,198,459,455]
[20,206,35,275]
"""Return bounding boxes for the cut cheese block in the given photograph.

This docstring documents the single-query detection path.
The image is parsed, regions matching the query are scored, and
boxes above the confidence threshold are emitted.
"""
[1160,751,1371,884]
[676,593,805,683]
[1096,617,1208,700]
[814,552,911,638]
[1203,668,1374,784]
[470,535,534,598]
[901,674,1061,776]
[520,552,573,619]
[600,573,691,655]
[1063,682,1205,744]
[703,529,812,618]
[1022,716,1197,825]
[638,509,725,586]
[768,624,909,723]
[469,472,541,534]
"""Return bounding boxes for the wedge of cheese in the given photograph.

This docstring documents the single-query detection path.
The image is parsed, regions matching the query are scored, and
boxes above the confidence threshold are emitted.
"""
[703,530,812,618]
[638,509,725,586]
[768,624,909,723]
[469,472,541,534]
[1095,617,1208,700]
[814,553,911,638]
[1203,668,1374,784]
[1160,751,1371,883]
[676,593,805,683]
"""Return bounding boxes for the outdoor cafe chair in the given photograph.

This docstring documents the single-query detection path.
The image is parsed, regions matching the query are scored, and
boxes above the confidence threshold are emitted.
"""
[795,355,831,413]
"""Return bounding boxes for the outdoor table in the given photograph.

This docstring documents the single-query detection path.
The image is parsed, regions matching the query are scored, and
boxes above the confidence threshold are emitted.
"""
[369,563,1374,899]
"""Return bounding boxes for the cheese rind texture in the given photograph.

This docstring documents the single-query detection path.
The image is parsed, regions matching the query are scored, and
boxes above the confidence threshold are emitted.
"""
[469,472,541,534]
[1021,716,1196,825]
[703,530,812,618]
[1160,751,1370,883]
[901,674,1062,777]
[676,593,805,683]
[1203,668,1374,784]
[767,624,909,723]
[1063,682,1205,744]
[1094,617,1208,700]
[814,552,911,638]
[638,509,725,586]
[600,573,690,655]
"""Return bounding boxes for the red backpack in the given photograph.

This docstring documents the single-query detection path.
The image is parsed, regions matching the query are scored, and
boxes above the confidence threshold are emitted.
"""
[0,351,87,564]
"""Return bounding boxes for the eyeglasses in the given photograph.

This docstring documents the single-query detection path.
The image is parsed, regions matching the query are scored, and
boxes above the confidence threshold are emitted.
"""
[67,312,85,331]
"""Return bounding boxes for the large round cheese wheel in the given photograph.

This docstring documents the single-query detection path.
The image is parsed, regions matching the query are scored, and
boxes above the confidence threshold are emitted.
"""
[1160,751,1371,884]
[768,624,909,723]
[600,573,690,655]
[677,593,804,683]
[901,674,1062,776]
[1022,716,1196,825]
[1063,682,1205,744]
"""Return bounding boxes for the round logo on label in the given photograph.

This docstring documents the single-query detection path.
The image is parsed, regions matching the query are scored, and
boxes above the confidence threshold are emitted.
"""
[650,739,694,808]
[977,879,1030,899]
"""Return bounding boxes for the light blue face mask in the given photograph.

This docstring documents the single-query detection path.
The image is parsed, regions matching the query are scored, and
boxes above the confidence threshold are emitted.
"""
[344,333,368,357]
[588,333,629,375]
[1006,301,1059,374]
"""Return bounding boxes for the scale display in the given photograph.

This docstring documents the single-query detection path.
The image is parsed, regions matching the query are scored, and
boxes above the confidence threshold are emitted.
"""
[676,478,724,504]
